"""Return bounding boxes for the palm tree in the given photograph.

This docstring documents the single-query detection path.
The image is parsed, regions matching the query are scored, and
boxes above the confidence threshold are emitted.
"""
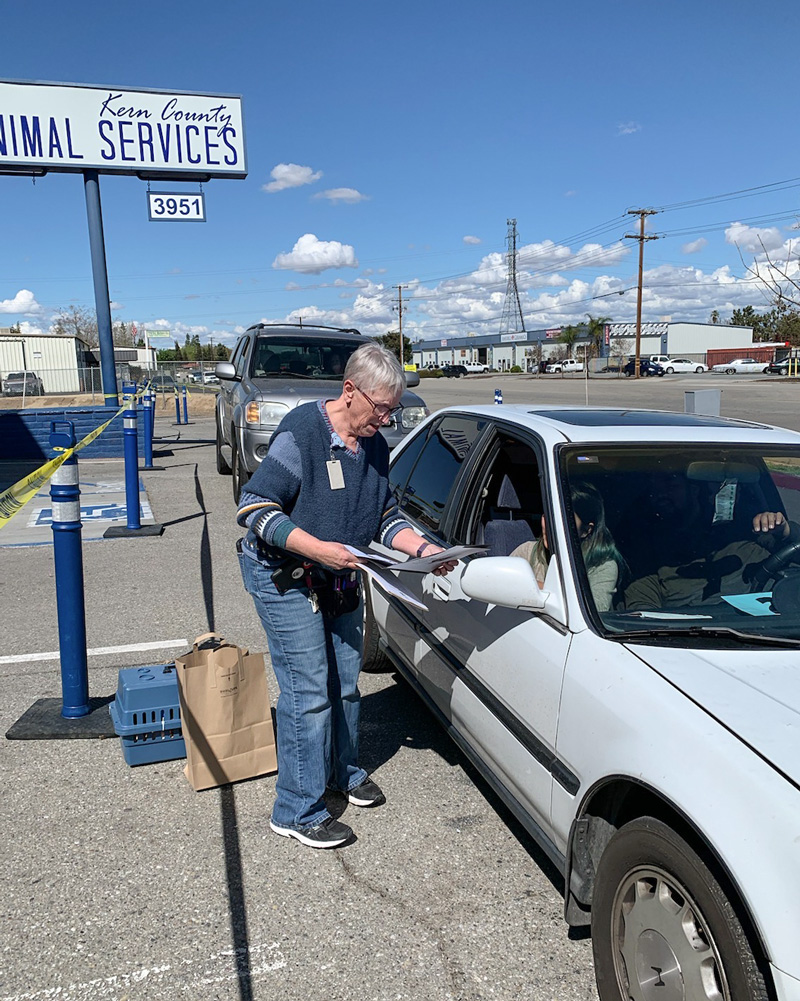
[585,314,612,374]
[559,325,579,356]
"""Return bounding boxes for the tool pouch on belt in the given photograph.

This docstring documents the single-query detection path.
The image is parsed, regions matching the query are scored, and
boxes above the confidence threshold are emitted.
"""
[270,555,361,618]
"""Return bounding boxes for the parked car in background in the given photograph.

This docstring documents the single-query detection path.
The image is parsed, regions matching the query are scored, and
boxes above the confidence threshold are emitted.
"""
[148,373,176,391]
[462,362,489,374]
[215,323,429,502]
[364,401,800,1001]
[624,358,664,377]
[546,358,584,373]
[202,371,219,385]
[2,371,44,396]
[440,363,469,378]
[765,358,791,375]
[658,357,708,373]
[711,358,770,375]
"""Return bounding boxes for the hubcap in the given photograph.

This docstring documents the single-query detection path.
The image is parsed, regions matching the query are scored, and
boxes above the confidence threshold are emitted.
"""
[611,866,729,1001]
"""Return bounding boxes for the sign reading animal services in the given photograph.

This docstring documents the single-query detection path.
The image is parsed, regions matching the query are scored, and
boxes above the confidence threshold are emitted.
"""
[0,80,246,178]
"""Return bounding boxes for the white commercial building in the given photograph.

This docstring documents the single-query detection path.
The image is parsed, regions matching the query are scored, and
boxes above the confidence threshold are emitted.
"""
[0,332,92,393]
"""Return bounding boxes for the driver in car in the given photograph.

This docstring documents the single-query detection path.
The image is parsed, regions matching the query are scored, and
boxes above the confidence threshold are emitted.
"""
[625,509,799,610]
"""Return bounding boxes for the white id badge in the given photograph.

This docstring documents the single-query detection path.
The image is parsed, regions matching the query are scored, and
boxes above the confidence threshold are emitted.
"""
[326,459,345,490]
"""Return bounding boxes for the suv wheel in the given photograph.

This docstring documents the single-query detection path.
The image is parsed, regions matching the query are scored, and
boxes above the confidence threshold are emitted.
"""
[231,435,245,504]
[216,415,231,475]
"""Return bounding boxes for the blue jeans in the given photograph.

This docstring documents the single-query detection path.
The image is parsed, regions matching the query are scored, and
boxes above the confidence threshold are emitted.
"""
[239,551,366,829]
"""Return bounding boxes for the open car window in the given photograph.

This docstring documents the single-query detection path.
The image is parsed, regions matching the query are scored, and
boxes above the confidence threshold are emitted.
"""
[559,445,800,642]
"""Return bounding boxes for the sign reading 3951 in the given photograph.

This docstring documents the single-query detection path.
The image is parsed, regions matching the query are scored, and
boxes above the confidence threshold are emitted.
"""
[147,191,206,222]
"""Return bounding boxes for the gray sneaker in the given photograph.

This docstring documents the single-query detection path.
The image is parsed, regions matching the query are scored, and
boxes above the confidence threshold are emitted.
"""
[269,816,353,848]
[347,777,386,808]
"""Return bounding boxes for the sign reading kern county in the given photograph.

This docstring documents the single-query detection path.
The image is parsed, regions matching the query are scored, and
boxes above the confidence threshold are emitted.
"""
[0,80,246,178]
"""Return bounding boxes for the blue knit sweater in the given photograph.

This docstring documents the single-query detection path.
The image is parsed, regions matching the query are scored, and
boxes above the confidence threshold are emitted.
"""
[237,400,409,561]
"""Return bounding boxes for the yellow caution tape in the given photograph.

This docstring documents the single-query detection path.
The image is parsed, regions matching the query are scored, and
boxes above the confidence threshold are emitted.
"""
[0,386,146,528]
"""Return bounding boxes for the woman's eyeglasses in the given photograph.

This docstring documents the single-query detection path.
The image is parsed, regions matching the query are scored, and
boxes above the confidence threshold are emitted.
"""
[357,387,402,421]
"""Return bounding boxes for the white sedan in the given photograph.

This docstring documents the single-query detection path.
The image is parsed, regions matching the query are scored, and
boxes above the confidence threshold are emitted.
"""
[364,403,800,1001]
[662,357,707,373]
[711,357,769,374]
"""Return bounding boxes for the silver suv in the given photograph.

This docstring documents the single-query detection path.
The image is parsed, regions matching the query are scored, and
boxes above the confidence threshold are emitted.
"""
[215,323,429,501]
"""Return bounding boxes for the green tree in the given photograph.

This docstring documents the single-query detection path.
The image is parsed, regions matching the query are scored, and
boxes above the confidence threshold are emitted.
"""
[729,304,800,345]
[373,330,412,364]
[710,309,720,324]
[559,324,579,354]
[585,314,612,374]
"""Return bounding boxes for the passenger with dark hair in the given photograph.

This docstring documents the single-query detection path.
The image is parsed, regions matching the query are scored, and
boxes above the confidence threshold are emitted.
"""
[511,481,625,611]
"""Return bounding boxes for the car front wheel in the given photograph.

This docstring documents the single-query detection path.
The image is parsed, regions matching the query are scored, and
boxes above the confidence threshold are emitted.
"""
[216,415,231,475]
[231,434,245,504]
[361,584,393,672]
[726,368,736,375]
[592,816,768,1001]
[695,366,705,373]
[665,366,674,374]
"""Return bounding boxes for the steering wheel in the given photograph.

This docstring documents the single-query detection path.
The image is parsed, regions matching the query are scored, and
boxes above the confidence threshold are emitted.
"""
[748,539,800,590]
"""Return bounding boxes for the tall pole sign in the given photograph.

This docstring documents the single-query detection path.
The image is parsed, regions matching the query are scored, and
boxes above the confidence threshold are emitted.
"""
[0,79,247,405]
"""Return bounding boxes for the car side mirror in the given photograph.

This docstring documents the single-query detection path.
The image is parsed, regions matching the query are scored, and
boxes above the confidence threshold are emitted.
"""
[215,362,236,381]
[404,370,420,388]
[461,556,548,611]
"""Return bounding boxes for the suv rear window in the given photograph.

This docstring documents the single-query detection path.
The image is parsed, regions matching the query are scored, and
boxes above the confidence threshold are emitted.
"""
[250,337,363,379]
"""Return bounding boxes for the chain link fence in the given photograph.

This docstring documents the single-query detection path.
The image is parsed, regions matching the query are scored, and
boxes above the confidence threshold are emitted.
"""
[0,361,222,407]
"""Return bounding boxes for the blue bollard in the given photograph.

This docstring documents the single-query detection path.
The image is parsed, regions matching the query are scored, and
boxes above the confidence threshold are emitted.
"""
[142,392,154,470]
[174,391,182,425]
[182,385,189,424]
[122,404,141,529]
[494,388,503,405]
[49,421,90,718]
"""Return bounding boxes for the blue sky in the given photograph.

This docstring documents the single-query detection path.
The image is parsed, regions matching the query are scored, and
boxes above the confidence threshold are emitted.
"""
[2,0,799,348]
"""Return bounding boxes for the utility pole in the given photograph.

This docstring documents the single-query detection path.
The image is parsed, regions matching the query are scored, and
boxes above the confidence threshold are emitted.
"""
[624,209,659,378]
[393,285,408,365]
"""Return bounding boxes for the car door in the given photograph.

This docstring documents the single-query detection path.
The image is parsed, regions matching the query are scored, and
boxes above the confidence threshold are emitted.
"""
[219,335,248,433]
[370,414,490,690]
[421,426,573,834]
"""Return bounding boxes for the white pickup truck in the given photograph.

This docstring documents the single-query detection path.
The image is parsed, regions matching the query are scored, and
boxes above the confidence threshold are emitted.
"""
[546,358,584,373]
[462,362,489,373]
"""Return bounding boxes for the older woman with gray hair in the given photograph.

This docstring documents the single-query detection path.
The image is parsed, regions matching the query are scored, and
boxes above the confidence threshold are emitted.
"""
[237,342,454,849]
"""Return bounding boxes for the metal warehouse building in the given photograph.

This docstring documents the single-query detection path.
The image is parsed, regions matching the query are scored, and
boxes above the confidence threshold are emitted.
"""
[412,321,756,372]
[0,332,93,393]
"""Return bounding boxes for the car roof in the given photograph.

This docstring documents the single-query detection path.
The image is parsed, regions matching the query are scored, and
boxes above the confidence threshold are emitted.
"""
[245,323,364,338]
[433,404,800,445]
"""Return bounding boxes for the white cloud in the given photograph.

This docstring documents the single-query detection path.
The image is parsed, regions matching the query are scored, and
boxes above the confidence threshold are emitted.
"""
[272,233,358,274]
[313,187,369,204]
[262,163,323,193]
[110,301,123,311]
[681,238,708,255]
[617,122,641,136]
[564,190,577,197]
[725,221,785,254]
[463,235,481,245]
[19,320,46,336]
[0,289,41,315]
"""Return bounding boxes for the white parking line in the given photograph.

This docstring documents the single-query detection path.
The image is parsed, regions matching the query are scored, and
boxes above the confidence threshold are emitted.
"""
[0,639,189,666]
[0,942,287,1000]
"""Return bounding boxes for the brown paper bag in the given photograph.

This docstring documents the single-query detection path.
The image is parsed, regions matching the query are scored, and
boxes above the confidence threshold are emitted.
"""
[175,632,277,791]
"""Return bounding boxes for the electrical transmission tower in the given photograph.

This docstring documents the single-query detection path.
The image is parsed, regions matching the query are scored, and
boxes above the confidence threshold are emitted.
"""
[499,218,526,337]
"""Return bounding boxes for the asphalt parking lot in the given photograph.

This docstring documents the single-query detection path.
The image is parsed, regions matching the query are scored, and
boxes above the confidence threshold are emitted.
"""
[1,373,797,1001]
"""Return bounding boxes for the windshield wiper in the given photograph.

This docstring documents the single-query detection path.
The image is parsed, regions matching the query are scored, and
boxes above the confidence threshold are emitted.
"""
[615,626,800,648]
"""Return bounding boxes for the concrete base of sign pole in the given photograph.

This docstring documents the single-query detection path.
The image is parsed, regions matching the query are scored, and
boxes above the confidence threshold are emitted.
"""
[103,523,164,538]
[6,696,116,740]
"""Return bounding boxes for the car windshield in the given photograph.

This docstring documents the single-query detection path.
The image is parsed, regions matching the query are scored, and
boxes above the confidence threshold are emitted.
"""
[559,444,800,644]
[250,337,362,380]
[8,373,26,379]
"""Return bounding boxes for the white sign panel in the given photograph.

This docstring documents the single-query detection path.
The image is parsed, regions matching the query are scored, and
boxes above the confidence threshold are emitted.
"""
[500,332,527,343]
[147,190,206,221]
[0,80,246,178]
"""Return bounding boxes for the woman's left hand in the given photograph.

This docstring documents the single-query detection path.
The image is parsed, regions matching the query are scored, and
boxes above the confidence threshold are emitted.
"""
[423,544,459,577]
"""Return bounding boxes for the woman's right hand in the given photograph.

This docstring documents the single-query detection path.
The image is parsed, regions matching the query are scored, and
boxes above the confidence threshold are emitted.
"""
[310,540,359,571]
